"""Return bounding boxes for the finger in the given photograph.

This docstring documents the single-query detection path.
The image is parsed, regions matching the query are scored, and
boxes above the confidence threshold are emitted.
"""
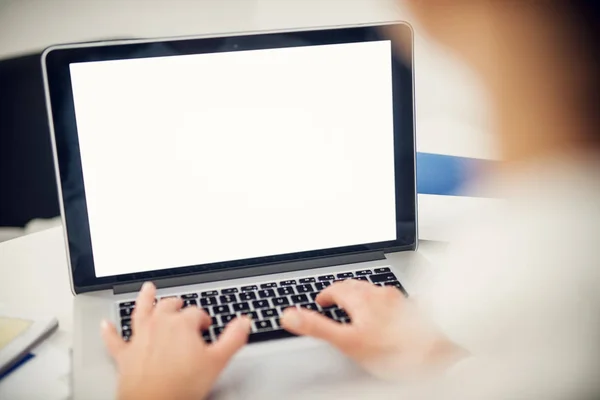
[281,307,355,350]
[180,306,212,331]
[155,297,183,313]
[133,282,157,322]
[209,316,251,366]
[316,280,370,312]
[101,319,127,361]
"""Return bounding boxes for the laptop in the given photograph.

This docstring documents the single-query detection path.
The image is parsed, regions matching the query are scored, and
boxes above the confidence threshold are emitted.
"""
[42,22,421,399]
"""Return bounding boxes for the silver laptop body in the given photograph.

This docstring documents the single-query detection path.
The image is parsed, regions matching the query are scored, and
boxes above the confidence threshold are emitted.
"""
[42,22,419,399]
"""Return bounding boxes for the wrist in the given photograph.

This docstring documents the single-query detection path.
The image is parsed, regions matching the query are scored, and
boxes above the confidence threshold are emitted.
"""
[426,337,468,370]
[118,376,172,400]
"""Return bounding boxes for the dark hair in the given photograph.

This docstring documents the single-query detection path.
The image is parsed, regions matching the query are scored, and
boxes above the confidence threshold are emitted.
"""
[565,2,599,68]
[568,2,600,41]
[563,1,600,140]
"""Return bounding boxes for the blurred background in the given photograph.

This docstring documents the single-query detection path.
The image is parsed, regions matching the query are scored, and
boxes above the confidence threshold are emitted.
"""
[0,0,496,243]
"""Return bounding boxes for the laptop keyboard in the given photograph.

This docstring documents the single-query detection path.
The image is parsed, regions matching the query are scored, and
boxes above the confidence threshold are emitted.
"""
[117,267,407,343]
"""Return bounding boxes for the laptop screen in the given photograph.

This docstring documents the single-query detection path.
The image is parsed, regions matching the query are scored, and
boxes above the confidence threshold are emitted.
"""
[44,24,416,292]
[68,40,397,278]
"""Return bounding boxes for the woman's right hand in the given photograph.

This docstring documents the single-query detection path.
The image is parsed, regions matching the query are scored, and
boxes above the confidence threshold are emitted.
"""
[280,279,465,379]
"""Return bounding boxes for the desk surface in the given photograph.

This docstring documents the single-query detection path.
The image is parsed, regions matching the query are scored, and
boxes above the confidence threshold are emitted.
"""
[0,226,447,399]
[0,228,73,350]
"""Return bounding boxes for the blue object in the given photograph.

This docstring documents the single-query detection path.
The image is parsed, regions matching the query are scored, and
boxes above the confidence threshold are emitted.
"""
[416,152,491,197]
[0,353,35,381]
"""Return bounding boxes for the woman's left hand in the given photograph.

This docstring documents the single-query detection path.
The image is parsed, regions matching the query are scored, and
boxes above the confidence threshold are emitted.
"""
[101,282,251,400]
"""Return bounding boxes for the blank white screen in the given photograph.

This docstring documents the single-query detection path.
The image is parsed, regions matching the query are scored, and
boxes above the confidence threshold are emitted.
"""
[69,40,397,278]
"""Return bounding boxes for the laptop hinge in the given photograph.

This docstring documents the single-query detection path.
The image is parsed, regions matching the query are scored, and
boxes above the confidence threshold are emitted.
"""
[112,250,386,295]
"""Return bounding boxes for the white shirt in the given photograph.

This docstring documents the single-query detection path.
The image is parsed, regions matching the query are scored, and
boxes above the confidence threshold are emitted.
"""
[420,154,600,399]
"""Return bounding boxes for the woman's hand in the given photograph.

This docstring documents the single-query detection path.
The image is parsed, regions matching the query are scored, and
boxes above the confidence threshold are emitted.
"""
[101,282,251,400]
[281,279,465,379]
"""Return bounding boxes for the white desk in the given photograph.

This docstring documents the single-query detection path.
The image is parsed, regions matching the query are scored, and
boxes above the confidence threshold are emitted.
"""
[0,226,448,399]
[0,228,73,399]
[0,228,74,350]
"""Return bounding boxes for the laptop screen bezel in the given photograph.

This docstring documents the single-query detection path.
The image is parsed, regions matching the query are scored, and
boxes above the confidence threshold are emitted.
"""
[42,23,417,294]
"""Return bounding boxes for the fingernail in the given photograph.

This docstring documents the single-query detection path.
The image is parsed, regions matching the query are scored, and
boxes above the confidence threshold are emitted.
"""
[282,309,302,330]
[100,319,109,330]
[141,281,153,291]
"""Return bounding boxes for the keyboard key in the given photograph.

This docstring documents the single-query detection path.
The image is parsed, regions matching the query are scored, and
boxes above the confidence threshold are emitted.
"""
[220,314,237,324]
[232,302,250,312]
[277,287,295,296]
[119,301,135,308]
[299,277,316,283]
[353,276,369,282]
[258,289,276,298]
[339,317,351,324]
[273,317,282,328]
[374,267,391,274]
[320,304,336,311]
[355,269,373,276]
[202,331,212,343]
[300,303,319,312]
[201,290,218,297]
[181,293,198,299]
[334,309,349,319]
[272,297,290,307]
[370,273,397,283]
[309,292,320,301]
[239,292,257,301]
[211,326,225,338]
[121,318,131,330]
[182,299,198,308]
[212,305,231,315]
[248,329,295,344]
[120,307,134,318]
[210,317,218,326]
[252,300,270,309]
[318,275,335,281]
[337,272,354,279]
[240,311,259,320]
[260,282,277,289]
[219,294,237,304]
[260,308,279,319]
[122,333,132,341]
[385,281,408,296]
[295,284,313,293]
[290,294,309,304]
[221,288,238,295]
[279,279,296,286]
[254,320,274,331]
[323,310,336,320]
[314,282,331,291]
[241,285,258,292]
[384,281,401,288]
[200,296,218,307]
